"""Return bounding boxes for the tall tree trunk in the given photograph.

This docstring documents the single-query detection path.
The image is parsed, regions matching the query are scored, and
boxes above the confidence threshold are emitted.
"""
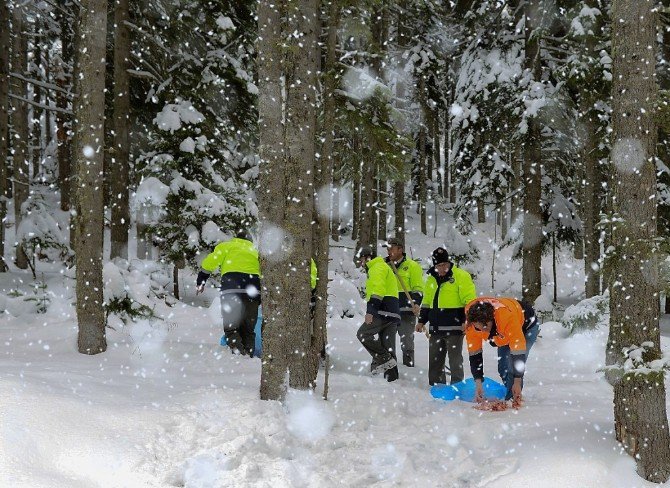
[607,1,670,482]
[330,175,340,241]
[378,178,387,240]
[258,0,318,401]
[74,0,108,355]
[311,0,341,394]
[418,77,427,235]
[69,4,82,250]
[109,0,130,259]
[394,180,405,245]
[580,11,602,298]
[477,199,486,223]
[521,0,543,304]
[32,28,42,180]
[357,157,375,249]
[501,191,508,240]
[511,146,522,224]
[351,157,361,240]
[11,7,29,270]
[0,0,10,271]
[57,5,73,212]
[393,0,408,245]
[44,39,51,151]
[434,109,442,199]
[582,108,601,298]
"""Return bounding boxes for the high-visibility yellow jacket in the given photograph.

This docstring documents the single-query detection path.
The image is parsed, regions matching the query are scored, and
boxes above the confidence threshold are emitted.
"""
[385,254,423,314]
[199,237,260,295]
[419,265,476,335]
[365,256,400,320]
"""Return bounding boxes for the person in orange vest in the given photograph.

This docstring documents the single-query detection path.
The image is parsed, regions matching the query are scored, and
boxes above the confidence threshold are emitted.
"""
[465,297,540,404]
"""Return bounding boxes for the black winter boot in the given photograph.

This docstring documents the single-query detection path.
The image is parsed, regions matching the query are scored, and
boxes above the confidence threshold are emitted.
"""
[384,366,399,382]
[403,352,414,367]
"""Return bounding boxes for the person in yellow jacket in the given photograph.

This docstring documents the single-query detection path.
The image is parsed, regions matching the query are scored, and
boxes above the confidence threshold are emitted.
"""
[384,237,423,367]
[416,247,476,385]
[196,230,260,356]
[356,245,400,382]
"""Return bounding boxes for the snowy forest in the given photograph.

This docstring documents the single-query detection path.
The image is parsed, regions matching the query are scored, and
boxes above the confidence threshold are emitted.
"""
[1,0,670,486]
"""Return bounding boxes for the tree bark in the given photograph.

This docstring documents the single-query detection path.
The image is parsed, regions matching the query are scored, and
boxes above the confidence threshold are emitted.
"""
[357,156,375,249]
[31,26,42,180]
[521,0,543,304]
[0,0,10,271]
[312,0,340,393]
[11,7,29,270]
[477,199,486,223]
[511,146,522,225]
[74,0,108,355]
[57,4,73,212]
[377,178,387,240]
[418,77,427,235]
[579,10,602,298]
[109,0,131,259]
[393,180,405,245]
[352,161,360,240]
[607,0,670,482]
[258,0,318,401]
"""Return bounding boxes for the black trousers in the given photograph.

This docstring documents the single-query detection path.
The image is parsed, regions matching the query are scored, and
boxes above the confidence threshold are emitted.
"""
[221,293,260,355]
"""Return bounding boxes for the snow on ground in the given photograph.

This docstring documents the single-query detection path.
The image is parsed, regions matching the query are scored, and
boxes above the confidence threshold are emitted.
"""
[1,208,669,487]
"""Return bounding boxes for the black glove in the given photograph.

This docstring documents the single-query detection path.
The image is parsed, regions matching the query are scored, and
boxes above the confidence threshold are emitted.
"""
[196,270,210,287]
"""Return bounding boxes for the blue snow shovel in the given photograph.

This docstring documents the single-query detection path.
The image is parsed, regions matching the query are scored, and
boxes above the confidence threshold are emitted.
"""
[220,307,263,358]
[430,377,506,402]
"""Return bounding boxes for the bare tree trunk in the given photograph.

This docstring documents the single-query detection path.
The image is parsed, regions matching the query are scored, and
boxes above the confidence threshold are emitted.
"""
[31,27,42,181]
[521,0,543,304]
[477,199,486,223]
[74,0,108,355]
[312,0,341,395]
[433,109,441,199]
[378,178,387,240]
[352,160,360,240]
[357,158,375,249]
[501,191,508,240]
[580,11,602,298]
[607,1,670,482]
[511,146,522,224]
[109,0,130,259]
[0,0,10,271]
[11,7,29,270]
[418,77,427,235]
[393,180,405,243]
[258,0,318,401]
[57,5,73,212]
[330,176,340,241]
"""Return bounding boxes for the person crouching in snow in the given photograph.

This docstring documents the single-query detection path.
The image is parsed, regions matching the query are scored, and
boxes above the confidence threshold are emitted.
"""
[465,298,540,405]
[356,245,400,382]
[416,247,476,385]
[196,229,261,356]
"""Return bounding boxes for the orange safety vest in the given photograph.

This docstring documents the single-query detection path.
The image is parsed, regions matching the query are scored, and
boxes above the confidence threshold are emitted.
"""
[465,297,527,355]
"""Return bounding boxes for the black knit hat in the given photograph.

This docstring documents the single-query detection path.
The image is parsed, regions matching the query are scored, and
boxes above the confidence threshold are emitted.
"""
[432,247,451,265]
[357,245,376,259]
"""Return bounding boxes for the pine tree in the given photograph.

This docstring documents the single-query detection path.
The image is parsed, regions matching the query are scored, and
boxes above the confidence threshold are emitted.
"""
[0,0,10,271]
[258,0,319,401]
[74,0,108,355]
[607,0,670,481]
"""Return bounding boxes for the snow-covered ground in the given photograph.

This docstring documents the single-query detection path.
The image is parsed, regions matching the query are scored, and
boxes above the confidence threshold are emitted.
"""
[1,209,669,487]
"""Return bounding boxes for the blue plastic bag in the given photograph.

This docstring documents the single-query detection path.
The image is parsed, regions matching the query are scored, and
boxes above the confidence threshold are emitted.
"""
[220,307,263,357]
[430,377,506,403]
